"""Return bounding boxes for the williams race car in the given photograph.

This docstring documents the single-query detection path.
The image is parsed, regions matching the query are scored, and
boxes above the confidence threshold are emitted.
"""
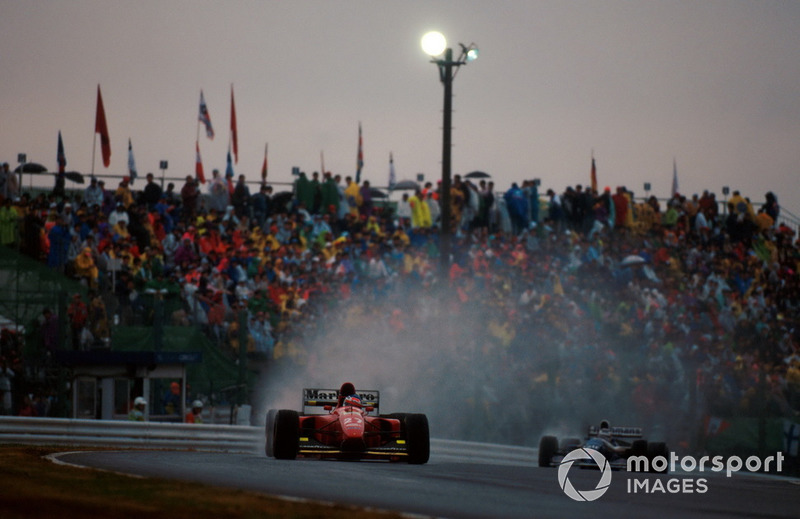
[538,420,669,473]
[265,383,430,464]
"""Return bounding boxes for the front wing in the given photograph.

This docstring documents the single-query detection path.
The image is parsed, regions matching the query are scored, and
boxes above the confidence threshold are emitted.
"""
[298,434,411,460]
[548,453,630,471]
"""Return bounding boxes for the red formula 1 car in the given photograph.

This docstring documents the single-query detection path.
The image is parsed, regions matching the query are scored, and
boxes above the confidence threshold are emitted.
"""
[265,385,430,464]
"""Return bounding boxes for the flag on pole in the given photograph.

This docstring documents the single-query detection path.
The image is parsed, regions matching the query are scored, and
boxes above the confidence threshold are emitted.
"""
[57,131,67,174]
[356,122,363,184]
[590,155,597,193]
[784,420,800,457]
[199,90,214,139]
[672,158,679,196]
[225,146,234,193]
[95,85,111,168]
[388,152,396,189]
[261,143,268,182]
[127,138,138,184]
[195,140,206,184]
[320,150,325,176]
[230,85,238,164]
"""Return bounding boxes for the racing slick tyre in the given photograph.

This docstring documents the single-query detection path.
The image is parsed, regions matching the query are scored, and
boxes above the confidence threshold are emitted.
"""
[631,439,648,458]
[647,442,669,474]
[386,413,429,464]
[272,409,299,460]
[539,435,559,467]
[405,413,430,465]
[265,409,277,457]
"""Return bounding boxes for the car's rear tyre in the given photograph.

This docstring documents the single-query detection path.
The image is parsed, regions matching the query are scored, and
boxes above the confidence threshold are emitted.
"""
[405,413,430,464]
[264,408,277,457]
[386,412,409,422]
[631,439,648,458]
[647,442,669,473]
[272,409,299,460]
[539,435,559,467]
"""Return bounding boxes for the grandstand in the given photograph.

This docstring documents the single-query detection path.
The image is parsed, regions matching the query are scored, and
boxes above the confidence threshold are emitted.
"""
[0,172,798,468]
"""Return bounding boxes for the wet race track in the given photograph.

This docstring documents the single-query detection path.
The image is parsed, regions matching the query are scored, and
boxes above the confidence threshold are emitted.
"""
[56,440,799,519]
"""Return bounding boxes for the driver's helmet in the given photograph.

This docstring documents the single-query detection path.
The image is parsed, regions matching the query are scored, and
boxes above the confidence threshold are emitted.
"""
[339,382,356,398]
[598,419,612,442]
[344,394,362,408]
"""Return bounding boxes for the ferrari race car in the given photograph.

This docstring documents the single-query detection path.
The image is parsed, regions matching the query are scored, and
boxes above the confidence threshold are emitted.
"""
[265,386,430,464]
[538,421,669,473]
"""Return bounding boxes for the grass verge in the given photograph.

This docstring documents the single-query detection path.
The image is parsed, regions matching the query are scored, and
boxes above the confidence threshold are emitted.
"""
[0,445,404,519]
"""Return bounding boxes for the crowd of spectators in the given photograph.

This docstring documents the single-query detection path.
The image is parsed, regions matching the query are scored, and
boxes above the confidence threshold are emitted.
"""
[0,163,798,453]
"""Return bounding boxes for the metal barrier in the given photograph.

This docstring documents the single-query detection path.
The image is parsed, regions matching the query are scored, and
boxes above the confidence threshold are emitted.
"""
[0,416,263,453]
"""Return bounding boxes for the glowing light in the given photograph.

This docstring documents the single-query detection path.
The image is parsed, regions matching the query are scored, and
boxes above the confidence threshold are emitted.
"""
[421,31,447,57]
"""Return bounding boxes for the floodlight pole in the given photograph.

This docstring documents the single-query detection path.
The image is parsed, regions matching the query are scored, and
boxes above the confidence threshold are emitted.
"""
[427,38,475,271]
[438,47,455,271]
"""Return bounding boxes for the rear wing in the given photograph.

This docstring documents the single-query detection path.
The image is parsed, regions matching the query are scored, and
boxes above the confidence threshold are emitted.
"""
[588,425,643,439]
[302,388,380,415]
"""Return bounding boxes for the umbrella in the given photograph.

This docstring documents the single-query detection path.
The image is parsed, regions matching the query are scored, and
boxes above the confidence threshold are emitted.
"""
[63,171,85,184]
[464,170,490,179]
[13,162,47,174]
[369,188,387,199]
[620,255,647,267]
[390,179,420,191]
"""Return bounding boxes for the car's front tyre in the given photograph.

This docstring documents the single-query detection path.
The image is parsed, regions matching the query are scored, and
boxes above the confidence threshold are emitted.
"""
[272,409,299,460]
[539,435,559,467]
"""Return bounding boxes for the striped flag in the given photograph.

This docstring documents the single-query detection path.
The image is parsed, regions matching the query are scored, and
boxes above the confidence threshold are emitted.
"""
[198,90,214,139]
[56,131,67,174]
[95,85,111,168]
[388,152,396,189]
[195,140,206,184]
[356,122,363,184]
[127,138,138,185]
[230,85,238,164]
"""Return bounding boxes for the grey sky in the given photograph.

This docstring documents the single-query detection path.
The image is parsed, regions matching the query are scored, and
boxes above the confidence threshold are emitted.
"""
[2,0,799,212]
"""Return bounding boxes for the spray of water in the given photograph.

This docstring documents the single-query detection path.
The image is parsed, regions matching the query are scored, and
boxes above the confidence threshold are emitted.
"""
[252,234,691,447]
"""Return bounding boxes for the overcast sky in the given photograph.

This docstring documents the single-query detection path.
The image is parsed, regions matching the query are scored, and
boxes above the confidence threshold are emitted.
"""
[2,0,799,213]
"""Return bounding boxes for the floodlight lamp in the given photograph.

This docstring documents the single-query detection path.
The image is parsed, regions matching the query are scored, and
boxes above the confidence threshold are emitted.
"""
[421,31,447,57]
[464,43,479,62]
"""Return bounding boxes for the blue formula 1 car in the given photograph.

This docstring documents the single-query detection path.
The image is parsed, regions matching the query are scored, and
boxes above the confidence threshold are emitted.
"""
[538,420,669,473]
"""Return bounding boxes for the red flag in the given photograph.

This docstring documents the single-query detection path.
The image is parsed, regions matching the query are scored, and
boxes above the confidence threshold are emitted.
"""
[590,156,597,193]
[95,85,111,167]
[195,140,205,184]
[230,85,238,164]
[261,143,268,182]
